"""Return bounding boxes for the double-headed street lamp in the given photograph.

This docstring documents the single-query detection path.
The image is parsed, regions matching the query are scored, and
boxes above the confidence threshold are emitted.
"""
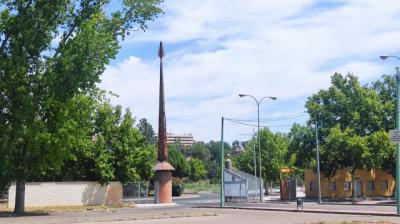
[239,94,277,202]
[380,55,400,215]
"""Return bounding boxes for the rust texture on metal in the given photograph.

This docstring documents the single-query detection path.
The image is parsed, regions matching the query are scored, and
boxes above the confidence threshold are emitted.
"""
[158,41,168,162]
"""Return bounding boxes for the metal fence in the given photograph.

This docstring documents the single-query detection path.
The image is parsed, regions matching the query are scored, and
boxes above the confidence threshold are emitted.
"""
[123,181,148,199]
[224,168,261,202]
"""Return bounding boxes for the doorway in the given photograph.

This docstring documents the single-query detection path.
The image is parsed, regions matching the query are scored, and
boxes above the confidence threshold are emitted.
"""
[355,180,362,197]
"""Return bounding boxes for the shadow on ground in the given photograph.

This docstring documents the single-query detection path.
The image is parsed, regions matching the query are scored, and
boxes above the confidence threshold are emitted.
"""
[0,211,49,218]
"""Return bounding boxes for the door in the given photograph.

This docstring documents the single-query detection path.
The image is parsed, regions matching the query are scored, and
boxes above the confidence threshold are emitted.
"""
[356,180,362,197]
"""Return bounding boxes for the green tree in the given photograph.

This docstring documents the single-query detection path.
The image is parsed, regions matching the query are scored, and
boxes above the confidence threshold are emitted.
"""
[0,0,162,213]
[235,129,289,185]
[305,73,396,177]
[168,145,189,178]
[27,94,157,184]
[188,158,207,181]
[259,129,289,183]
[287,123,316,170]
[205,141,232,164]
[137,118,155,144]
[371,74,396,131]
[190,142,211,161]
[306,73,385,137]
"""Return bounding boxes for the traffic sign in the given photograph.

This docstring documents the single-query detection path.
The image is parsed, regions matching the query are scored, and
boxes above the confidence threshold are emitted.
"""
[389,129,400,144]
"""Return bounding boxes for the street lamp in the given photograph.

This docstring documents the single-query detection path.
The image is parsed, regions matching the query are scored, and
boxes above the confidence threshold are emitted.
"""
[380,55,400,215]
[239,93,277,202]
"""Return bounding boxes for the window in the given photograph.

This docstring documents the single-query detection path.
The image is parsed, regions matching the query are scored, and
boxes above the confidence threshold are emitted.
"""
[381,180,388,191]
[328,182,336,192]
[367,181,375,191]
[310,181,316,192]
[344,182,351,191]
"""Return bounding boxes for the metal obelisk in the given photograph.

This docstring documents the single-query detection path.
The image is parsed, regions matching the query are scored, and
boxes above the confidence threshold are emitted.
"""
[153,41,174,204]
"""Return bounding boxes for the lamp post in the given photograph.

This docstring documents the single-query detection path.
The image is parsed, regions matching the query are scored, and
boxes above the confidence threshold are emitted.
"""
[239,94,277,202]
[380,55,400,215]
[315,121,322,204]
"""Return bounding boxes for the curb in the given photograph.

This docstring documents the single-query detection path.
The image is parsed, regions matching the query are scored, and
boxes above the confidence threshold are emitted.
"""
[135,203,177,208]
[195,205,399,217]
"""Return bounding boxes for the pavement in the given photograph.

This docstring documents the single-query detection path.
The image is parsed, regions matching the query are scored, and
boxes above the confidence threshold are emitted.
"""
[209,200,400,217]
[195,189,400,217]
[3,192,400,223]
[2,205,400,224]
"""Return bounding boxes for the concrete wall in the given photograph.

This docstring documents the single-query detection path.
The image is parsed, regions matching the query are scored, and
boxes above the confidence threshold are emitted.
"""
[305,168,394,198]
[8,181,122,208]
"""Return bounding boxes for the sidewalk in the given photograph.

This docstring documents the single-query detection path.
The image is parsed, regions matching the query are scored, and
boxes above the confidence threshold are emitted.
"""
[123,193,200,204]
[197,200,400,217]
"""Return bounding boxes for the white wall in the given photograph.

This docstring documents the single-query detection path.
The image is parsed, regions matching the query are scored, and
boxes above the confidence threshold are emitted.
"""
[8,181,122,208]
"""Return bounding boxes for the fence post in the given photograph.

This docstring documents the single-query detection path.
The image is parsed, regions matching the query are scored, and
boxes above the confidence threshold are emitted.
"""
[138,182,141,203]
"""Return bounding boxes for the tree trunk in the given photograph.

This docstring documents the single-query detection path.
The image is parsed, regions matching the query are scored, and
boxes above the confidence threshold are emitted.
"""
[270,180,273,195]
[14,180,25,214]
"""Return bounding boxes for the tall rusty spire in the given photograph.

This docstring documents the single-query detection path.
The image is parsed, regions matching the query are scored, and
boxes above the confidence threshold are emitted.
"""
[158,41,167,162]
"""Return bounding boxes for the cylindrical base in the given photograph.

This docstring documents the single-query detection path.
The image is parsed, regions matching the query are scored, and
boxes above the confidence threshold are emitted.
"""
[156,170,172,203]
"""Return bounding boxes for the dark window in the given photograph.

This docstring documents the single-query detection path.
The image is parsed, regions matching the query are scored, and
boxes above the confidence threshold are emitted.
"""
[368,181,374,191]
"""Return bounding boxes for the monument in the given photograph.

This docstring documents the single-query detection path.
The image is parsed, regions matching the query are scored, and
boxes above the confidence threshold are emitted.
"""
[153,41,175,204]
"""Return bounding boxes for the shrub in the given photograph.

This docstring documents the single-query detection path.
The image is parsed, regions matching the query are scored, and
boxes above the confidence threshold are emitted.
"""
[172,177,184,196]
[188,158,207,181]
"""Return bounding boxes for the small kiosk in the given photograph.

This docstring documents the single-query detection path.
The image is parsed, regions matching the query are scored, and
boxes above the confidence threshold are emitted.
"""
[280,168,296,201]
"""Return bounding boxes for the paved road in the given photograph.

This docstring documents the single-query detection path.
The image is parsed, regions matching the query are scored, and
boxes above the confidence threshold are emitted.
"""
[3,193,400,223]
[2,207,400,224]
[124,192,220,206]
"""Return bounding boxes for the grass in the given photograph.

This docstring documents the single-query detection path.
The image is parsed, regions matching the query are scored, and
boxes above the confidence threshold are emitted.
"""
[184,180,219,194]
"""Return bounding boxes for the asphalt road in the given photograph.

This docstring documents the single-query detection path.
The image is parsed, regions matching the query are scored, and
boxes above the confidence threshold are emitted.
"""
[3,193,400,224]
[124,192,220,206]
[2,206,400,224]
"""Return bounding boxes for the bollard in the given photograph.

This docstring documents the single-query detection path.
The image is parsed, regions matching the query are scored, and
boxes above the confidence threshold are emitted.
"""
[296,198,303,211]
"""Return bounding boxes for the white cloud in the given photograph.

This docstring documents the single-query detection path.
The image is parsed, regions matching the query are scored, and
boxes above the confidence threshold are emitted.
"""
[99,0,400,142]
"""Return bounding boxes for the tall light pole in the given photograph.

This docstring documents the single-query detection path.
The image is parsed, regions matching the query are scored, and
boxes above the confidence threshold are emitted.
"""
[380,55,400,215]
[239,94,277,202]
[315,121,322,204]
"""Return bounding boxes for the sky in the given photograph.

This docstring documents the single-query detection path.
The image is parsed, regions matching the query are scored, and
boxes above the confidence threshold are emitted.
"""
[98,0,400,143]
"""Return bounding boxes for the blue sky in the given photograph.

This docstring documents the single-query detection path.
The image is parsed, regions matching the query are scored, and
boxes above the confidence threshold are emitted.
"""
[99,0,400,142]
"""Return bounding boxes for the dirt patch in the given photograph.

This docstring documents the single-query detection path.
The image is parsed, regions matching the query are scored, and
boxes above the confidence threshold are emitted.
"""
[0,202,135,216]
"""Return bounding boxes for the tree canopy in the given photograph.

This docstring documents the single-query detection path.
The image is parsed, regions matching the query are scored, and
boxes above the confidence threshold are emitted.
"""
[302,73,396,177]
[0,0,162,213]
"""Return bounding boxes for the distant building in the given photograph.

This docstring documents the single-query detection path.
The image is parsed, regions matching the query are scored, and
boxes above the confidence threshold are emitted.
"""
[167,133,194,147]
[155,133,194,147]
[232,140,246,154]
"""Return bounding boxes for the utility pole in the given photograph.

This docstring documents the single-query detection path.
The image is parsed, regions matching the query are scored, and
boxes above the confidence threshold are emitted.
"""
[315,121,322,204]
[220,117,225,208]
[380,56,400,215]
[253,128,257,178]
[396,67,400,215]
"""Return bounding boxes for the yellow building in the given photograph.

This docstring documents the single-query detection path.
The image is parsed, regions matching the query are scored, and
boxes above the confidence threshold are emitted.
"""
[304,168,394,198]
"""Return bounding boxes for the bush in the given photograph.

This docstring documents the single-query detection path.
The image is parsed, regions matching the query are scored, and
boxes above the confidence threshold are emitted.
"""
[188,158,207,181]
[172,177,184,196]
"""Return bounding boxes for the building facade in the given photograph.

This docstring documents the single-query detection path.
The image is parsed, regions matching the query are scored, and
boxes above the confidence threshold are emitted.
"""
[304,168,394,198]
[166,133,194,147]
